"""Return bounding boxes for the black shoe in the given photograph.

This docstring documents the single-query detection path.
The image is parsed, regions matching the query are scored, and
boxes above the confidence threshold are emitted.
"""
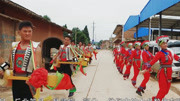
[119,69,123,74]
[136,90,142,96]
[68,92,74,97]
[142,89,144,93]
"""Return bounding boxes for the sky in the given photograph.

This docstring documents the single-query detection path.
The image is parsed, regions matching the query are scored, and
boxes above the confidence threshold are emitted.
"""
[11,0,149,42]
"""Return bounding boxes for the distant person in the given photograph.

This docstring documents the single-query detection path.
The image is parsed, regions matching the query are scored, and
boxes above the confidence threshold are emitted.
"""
[123,43,133,80]
[113,47,118,64]
[129,41,142,88]
[71,41,76,48]
[77,42,84,56]
[118,41,127,74]
[86,43,94,64]
[136,41,154,96]
[55,35,76,97]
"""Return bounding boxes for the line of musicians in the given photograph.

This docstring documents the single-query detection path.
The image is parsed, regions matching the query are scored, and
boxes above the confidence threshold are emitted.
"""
[0,21,97,101]
[113,35,180,101]
[52,36,96,97]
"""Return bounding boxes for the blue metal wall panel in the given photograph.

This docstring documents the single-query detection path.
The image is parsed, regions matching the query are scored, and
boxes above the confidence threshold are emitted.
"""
[134,28,152,38]
[140,0,180,22]
[124,15,140,32]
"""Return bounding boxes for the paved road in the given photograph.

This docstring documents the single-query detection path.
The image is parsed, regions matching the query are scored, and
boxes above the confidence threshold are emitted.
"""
[1,50,180,101]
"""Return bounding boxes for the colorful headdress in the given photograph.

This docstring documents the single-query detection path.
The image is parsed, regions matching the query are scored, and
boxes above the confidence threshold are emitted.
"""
[120,41,126,46]
[156,35,169,45]
[133,41,141,47]
[127,42,133,48]
[141,40,150,48]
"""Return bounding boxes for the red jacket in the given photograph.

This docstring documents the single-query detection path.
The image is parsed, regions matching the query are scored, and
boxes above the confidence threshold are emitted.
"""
[125,49,132,59]
[130,49,141,60]
[142,50,154,63]
[150,49,180,66]
[113,48,118,56]
[120,47,126,57]
[125,49,133,64]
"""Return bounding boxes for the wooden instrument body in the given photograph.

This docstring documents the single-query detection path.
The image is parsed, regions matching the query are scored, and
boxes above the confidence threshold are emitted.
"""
[1,56,90,87]
[2,70,60,87]
[0,70,29,87]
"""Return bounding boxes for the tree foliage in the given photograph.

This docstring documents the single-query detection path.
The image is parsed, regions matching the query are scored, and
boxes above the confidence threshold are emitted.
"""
[83,26,90,43]
[72,27,89,45]
[63,25,91,45]
[98,40,103,47]
[62,24,69,37]
[43,15,51,22]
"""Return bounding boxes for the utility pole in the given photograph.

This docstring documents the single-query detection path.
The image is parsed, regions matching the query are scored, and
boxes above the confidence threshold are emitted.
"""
[92,22,95,44]
[149,17,152,41]
[159,12,162,36]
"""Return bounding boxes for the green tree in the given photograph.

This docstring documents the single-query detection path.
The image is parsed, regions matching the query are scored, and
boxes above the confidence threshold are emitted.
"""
[72,27,89,45]
[63,24,69,37]
[83,26,90,43]
[98,40,103,47]
[43,15,51,22]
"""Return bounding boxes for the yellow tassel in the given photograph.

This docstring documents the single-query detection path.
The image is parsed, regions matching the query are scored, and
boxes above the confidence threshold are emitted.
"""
[50,64,54,70]
[44,96,53,101]
[34,88,40,100]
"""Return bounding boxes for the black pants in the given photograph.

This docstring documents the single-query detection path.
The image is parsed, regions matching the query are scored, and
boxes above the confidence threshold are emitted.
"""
[89,57,92,64]
[12,80,33,101]
[57,64,75,87]
[57,64,72,76]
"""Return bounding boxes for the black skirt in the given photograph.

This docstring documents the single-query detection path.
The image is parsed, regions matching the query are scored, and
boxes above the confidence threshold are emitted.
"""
[12,80,33,101]
[57,64,72,76]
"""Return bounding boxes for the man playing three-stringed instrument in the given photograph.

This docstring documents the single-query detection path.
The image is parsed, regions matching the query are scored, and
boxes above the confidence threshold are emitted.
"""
[0,21,41,101]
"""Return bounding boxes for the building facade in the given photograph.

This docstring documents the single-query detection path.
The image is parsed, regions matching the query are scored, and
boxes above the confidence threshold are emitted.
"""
[0,0,72,70]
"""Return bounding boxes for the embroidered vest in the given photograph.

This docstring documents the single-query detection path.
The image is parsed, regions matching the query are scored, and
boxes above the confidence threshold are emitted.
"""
[86,46,93,53]
[77,46,83,54]
[127,49,132,58]
[144,50,151,58]
[60,48,67,61]
[161,50,172,63]
[59,45,73,61]
[11,41,40,73]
